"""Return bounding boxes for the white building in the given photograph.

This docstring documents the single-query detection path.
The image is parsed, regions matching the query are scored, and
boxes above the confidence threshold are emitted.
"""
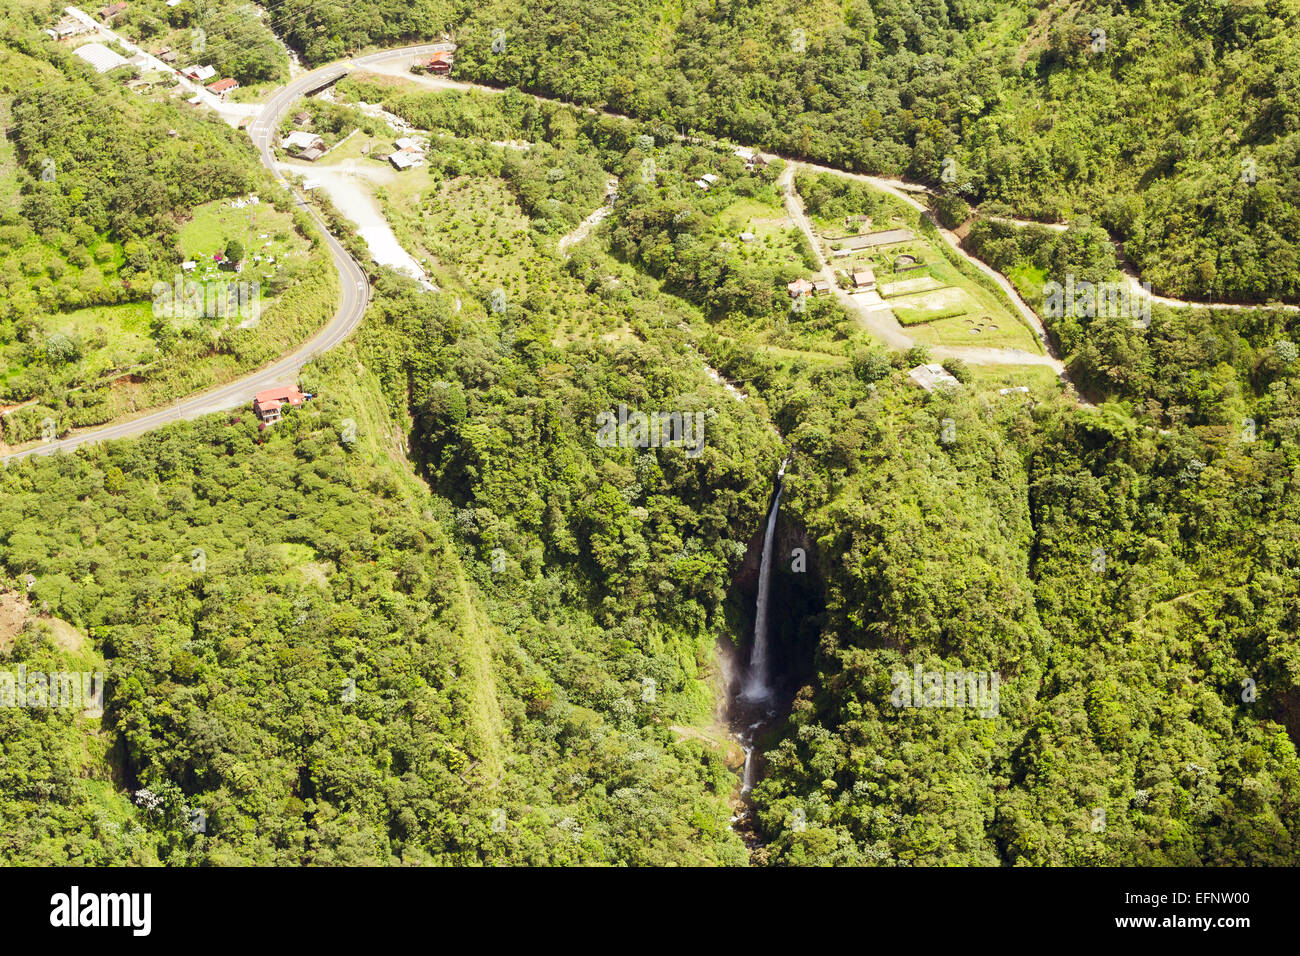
[908,364,961,393]
[281,130,325,153]
[73,43,129,74]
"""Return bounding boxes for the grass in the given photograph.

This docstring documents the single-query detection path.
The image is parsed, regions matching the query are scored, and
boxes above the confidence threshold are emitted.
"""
[177,198,307,272]
[965,363,1065,397]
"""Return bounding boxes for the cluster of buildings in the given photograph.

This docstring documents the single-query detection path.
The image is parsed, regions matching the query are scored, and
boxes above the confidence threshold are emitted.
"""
[695,148,769,192]
[732,146,768,172]
[787,277,832,299]
[180,64,238,98]
[42,17,94,41]
[388,137,427,170]
[281,130,326,161]
[43,8,237,96]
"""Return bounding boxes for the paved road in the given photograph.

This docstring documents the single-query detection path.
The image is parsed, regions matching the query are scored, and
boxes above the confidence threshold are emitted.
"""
[1,46,451,463]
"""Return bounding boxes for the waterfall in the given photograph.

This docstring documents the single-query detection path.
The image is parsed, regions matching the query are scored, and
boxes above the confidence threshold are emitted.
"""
[742,457,789,701]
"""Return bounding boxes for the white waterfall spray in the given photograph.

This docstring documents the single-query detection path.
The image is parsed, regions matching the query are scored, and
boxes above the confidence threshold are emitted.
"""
[742,457,789,701]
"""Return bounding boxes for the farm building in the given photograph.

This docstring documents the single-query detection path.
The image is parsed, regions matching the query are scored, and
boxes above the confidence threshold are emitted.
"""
[389,151,424,170]
[853,268,876,291]
[73,43,129,74]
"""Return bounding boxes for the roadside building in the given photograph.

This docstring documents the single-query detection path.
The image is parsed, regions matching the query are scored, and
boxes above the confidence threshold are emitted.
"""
[253,386,308,424]
[853,267,876,291]
[281,130,325,157]
[787,278,814,298]
[98,2,128,22]
[426,51,454,74]
[207,77,239,98]
[183,64,217,81]
[44,18,93,40]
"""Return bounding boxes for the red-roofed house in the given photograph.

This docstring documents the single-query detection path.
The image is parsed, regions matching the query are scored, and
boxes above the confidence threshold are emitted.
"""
[416,51,454,75]
[207,77,239,98]
[253,386,307,424]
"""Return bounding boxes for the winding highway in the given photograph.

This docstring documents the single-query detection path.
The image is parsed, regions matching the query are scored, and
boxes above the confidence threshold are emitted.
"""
[7,39,1289,460]
[0,47,449,462]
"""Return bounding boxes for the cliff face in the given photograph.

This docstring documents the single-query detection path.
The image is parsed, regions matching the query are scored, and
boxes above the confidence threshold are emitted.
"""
[728,499,825,701]
[734,509,817,595]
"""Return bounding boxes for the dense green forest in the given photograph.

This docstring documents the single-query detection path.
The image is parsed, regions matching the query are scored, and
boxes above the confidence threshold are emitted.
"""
[2,3,1299,867]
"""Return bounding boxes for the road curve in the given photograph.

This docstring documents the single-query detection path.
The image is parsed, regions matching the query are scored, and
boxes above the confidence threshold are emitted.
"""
[15,39,1274,461]
[0,46,453,464]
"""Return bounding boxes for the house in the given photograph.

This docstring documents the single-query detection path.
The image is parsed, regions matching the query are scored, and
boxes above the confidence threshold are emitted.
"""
[183,64,217,82]
[811,279,832,295]
[787,278,814,297]
[44,18,93,40]
[389,151,423,170]
[732,146,766,170]
[207,78,239,98]
[156,47,177,63]
[297,147,325,162]
[293,110,311,125]
[73,43,130,74]
[253,386,309,424]
[393,137,424,154]
[281,130,325,155]
[99,3,128,22]
[426,51,453,74]
[908,363,961,393]
[853,267,876,291]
